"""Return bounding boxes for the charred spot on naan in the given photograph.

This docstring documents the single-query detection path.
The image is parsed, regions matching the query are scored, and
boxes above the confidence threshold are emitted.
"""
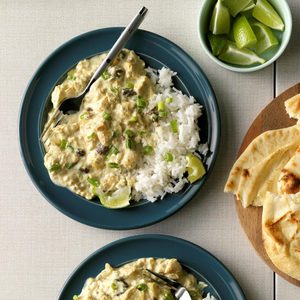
[242,169,250,178]
[280,169,300,194]
[264,219,287,245]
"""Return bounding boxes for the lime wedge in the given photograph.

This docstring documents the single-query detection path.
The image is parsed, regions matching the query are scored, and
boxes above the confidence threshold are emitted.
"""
[93,186,131,209]
[219,41,265,65]
[251,20,279,54]
[241,0,255,12]
[186,153,206,183]
[208,33,227,56]
[233,15,257,49]
[209,0,231,35]
[222,0,251,17]
[252,0,284,31]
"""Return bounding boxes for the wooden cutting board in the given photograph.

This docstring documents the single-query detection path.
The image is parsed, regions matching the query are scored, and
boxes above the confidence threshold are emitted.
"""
[235,83,300,287]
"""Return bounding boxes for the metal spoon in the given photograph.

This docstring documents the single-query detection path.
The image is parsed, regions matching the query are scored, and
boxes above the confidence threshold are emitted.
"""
[146,269,192,300]
[41,6,148,141]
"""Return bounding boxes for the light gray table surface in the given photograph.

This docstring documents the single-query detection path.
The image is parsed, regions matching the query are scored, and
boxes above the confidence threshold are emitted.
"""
[1,0,299,299]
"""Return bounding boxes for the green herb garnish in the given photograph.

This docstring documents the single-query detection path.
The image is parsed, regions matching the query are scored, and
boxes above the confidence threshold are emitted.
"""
[164,152,173,162]
[101,70,110,80]
[111,282,118,290]
[87,132,96,139]
[125,138,134,149]
[166,97,173,103]
[108,162,119,168]
[143,145,153,155]
[87,177,99,187]
[136,96,148,109]
[103,111,112,121]
[170,120,178,133]
[50,163,61,172]
[80,112,89,120]
[60,139,67,150]
[136,283,148,291]
[66,162,77,169]
[124,129,134,138]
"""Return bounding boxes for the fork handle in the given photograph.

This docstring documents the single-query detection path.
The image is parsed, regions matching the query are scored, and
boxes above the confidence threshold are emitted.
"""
[85,6,148,91]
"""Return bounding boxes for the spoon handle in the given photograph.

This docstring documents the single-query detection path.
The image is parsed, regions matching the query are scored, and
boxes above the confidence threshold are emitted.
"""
[86,6,148,90]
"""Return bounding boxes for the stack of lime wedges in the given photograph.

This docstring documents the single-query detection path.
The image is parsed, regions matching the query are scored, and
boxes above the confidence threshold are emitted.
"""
[207,0,284,66]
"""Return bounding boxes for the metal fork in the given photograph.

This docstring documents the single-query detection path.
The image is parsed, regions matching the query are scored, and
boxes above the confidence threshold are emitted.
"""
[41,6,148,141]
[146,269,192,300]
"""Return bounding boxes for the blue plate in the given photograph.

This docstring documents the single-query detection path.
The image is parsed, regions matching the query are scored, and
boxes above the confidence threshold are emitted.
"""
[19,28,220,229]
[58,234,245,299]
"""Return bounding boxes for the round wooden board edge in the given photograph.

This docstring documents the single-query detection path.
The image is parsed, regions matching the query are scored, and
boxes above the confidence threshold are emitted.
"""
[235,83,300,287]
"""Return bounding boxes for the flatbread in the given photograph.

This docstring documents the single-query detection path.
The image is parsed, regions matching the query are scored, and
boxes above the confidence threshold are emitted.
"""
[224,124,300,206]
[278,147,300,195]
[285,94,300,120]
[235,141,300,207]
[262,192,300,281]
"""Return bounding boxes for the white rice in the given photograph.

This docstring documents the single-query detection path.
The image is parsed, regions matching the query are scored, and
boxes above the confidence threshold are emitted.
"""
[203,293,217,300]
[133,67,204,202]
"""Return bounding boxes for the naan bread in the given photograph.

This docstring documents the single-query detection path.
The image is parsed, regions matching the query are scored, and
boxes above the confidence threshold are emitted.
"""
[285,94,300,120]
[235,141,299,207]
[224,125,300,207]
[278,147,300,195]
[262,192,300,281]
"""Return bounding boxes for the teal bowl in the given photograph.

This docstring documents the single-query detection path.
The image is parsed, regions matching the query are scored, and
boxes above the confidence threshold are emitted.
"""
[198,0,292,72]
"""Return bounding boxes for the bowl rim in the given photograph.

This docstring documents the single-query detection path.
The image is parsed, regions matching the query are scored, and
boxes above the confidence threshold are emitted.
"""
[197,0,293,73]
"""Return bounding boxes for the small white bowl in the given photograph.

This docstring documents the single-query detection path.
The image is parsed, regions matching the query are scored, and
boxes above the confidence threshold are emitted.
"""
[198,0,292,72]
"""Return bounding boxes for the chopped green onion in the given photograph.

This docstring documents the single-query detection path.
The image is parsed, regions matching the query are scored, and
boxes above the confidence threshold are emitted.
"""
[157,100,166,111]
[101,70,110,80]
[112,131,119,139]
[125,138,134,149]
[80,112,89,120]
[87,177,99,187]
[124,129,134,138]
[159,111,168,118]
[139,130,146,137]
[60,139,67,150]
[136,283,148,291]
[67,75,76,80]
[103,111,112,121]
[50,163,61,172]
[164,152,173,162]
[170,120,178,133]
[66,162,77,169]
[136,96,148,109]
[111,282,118,290]
[107,145,119,156]
[166,97,173,103]
[143,145,153,155]
[87,132,96,139]
[130,114,138,122]
[108,162,119,168]
[73,295,79,300]
[110,86,119,94]
[127,82,134,89]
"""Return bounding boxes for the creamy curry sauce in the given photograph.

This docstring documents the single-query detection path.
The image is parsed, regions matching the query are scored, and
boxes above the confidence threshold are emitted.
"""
[43,50,157,199]
[75,258,205,300]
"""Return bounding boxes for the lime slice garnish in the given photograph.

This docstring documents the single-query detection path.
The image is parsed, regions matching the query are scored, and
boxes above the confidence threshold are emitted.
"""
[208,33,227,56]
[209,0,231,35]
[241,0,255,12]
[93,186,131,209]
[250,20,279,54]
[186,153,206,183]
[233,15,257,49]
[222,0,251,17]
[219,41,265,65]
[252,0,284,31]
